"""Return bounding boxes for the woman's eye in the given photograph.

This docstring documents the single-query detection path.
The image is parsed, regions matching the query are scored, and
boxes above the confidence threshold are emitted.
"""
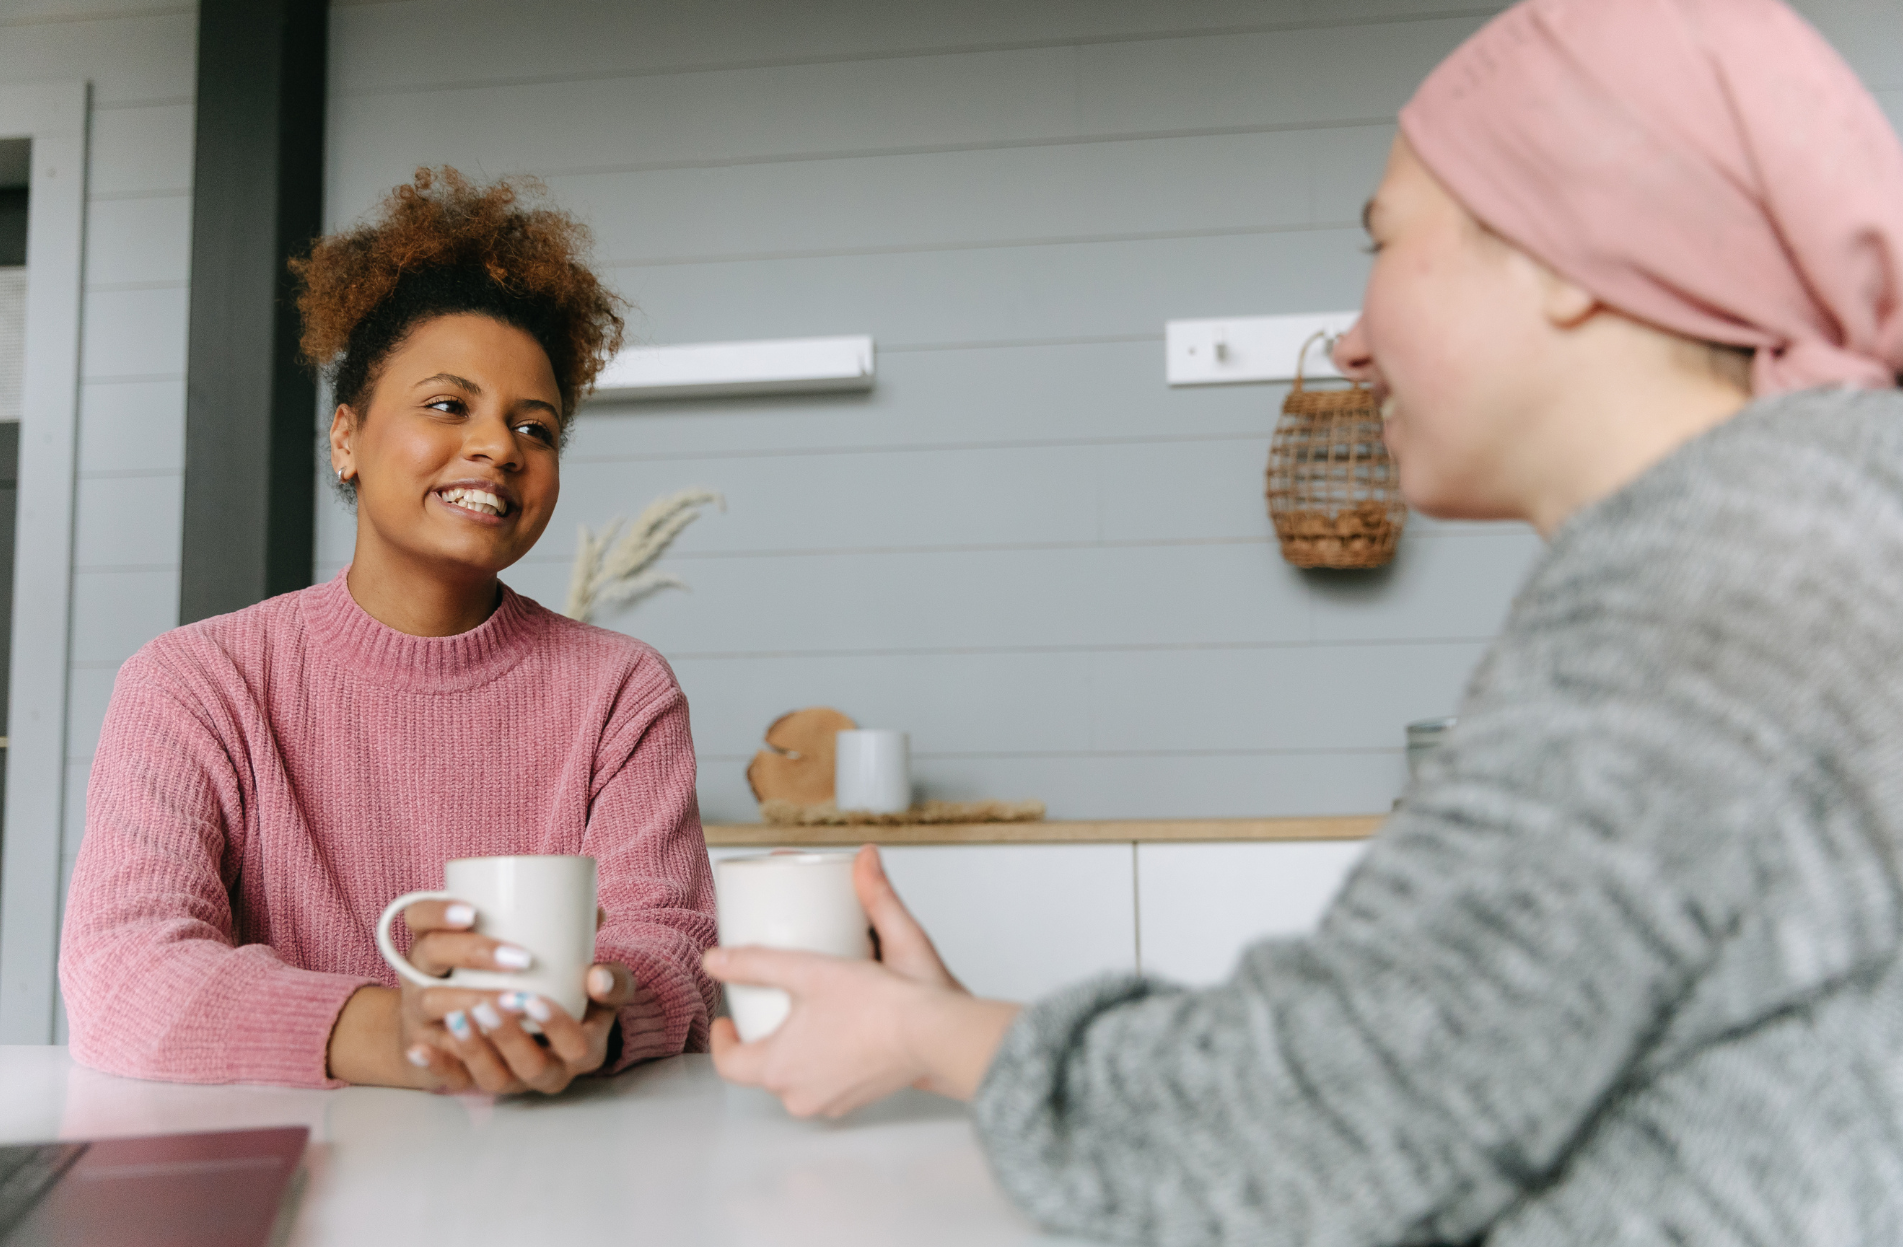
[516,421,556,445]
[425,397,464,415]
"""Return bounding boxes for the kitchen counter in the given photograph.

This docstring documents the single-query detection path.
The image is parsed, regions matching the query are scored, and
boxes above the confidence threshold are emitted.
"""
[703,813,1384,846]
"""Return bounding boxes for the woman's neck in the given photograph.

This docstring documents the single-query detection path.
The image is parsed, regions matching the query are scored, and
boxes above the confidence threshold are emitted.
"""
[1518,324,1754,539]
[345,539,502,637]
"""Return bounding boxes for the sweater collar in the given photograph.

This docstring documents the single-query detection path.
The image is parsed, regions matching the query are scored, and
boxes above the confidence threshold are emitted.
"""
[299,568,539,693]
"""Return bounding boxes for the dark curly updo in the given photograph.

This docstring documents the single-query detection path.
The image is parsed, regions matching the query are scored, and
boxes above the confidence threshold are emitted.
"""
[291,167,627,486]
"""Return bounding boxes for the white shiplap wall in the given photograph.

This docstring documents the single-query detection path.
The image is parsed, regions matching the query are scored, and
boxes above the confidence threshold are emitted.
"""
[319,0,1903,825]
[2,2,195,975]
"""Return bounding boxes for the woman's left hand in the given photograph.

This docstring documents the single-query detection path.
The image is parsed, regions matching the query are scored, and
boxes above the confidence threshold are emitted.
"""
[414,962,633,1095]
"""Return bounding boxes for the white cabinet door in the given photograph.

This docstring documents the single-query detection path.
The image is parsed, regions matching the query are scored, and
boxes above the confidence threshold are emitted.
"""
[1136,841,1369,986]
[881,844,1136,1002]
[710,844,1137,1003]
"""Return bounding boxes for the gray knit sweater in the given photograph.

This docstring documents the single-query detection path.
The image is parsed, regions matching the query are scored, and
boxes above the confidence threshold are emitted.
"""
[971,387,1903,1246]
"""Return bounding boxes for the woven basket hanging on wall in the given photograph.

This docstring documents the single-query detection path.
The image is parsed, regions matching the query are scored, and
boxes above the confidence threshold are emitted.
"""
[1266,332,1405,569]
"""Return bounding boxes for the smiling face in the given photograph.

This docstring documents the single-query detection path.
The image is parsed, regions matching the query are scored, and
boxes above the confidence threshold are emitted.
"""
[1331,135,1570,521]
[329,313,563,584]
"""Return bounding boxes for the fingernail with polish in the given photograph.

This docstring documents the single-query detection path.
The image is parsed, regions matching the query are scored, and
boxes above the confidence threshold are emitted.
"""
[445,1010,472,1041]
[523,995,552,1024]
[471,1002,504,1034]
[444,903,476,928]
[588,966,613,995]
[494,945,533,970]
[406,1045,433,1069]
[497,991,531,1013]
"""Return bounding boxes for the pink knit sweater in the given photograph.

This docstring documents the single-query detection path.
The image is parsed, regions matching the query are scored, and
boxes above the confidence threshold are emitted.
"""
[60,571,718,1088]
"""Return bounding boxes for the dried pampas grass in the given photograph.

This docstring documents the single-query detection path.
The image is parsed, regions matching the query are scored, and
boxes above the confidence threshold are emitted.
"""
[564,487,723,624]
[759,799,1046,827]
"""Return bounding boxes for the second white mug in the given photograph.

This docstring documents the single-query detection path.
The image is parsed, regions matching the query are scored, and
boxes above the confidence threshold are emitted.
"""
[834,729,910,813]
[716,852,872,1041]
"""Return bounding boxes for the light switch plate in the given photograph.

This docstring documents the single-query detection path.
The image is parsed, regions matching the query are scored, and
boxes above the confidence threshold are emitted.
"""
[1165,311,1359,387]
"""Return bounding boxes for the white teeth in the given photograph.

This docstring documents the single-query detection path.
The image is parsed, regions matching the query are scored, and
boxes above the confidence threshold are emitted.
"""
[439,487,505,516]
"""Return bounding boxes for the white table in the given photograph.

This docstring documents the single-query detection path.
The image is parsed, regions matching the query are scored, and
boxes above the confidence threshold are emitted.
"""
[0,1048,1100,1246]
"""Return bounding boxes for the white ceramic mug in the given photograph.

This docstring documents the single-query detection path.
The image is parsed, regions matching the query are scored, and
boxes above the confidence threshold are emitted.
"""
[376,855,599,1021]
[715,852,873,1041]
[835,729,911,813]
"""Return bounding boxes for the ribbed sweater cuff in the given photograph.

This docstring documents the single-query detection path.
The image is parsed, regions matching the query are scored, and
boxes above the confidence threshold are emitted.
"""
[228,969,378,1089]
[605,951,710,1073]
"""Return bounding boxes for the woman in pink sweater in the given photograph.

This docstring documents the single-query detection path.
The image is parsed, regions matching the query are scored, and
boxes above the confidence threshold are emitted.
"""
[59,168,719,1092]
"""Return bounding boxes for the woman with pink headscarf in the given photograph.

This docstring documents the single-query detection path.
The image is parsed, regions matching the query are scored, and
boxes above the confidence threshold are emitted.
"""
[707,1,1903,1241]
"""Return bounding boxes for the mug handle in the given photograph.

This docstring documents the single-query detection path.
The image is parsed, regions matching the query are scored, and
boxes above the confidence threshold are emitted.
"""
[375,890,459,990]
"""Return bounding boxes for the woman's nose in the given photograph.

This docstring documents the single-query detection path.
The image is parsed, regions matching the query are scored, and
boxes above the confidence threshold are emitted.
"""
[464,413,521,468]
[1332,319,1377,383]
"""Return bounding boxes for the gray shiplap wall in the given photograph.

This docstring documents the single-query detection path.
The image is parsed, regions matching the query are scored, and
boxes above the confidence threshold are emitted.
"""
[318,0,1903,824]
[3,0,196,930]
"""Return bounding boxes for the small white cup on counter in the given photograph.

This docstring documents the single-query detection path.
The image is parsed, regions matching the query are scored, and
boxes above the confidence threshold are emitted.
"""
[715,852,873,1041]
[834,729,910,813]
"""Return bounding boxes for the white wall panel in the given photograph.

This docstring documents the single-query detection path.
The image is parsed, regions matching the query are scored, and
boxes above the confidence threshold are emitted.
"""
[64,665,118,764]
[0,14,196,105]
[81,195,191,287]
[69,568,176,666]
[76,377,186,475]
[84,106,195,197]
[6,7,200,904]
[329,2,1494,96]
[555,127,1358,267]
[1137,841,1369,984]
[73,472,182,568]
[78,285,189,380]
[325,16,1486,215]
[605,229,1369,349]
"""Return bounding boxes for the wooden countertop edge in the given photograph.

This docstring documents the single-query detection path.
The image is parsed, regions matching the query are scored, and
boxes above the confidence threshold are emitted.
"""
[703,814,1386,846]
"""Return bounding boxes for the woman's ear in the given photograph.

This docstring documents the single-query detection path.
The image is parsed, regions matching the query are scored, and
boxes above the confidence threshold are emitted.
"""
[328,405,358,482]
[1537,261,1599,330]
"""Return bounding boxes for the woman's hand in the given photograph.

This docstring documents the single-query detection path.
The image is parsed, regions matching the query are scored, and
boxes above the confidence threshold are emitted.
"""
[328,899,633,1094]
[415,961,633,1095]
[705,845,1021,1117]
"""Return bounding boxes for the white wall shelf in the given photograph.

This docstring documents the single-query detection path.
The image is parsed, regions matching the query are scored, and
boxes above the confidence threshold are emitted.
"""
[590,335,875,401]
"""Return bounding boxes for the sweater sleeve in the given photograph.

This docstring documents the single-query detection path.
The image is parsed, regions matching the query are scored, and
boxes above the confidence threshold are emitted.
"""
[60,661,375,1087]
[581,658,719,1071]
[969,471,1900,1245]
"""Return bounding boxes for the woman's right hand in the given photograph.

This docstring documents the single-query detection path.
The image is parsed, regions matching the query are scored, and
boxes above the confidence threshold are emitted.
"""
[393,898,535,1091]
[326,898,535,1091]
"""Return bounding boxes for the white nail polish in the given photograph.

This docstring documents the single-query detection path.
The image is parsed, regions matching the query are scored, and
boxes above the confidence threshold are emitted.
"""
[472,1002,503,1033]
[588,966,613,995]
[406,1045,432,1069]
[498,991,530,1013]
[444,903,476,928]
[445,1010,471,1040]
[494,945,533,970]
[523,995,552,1024]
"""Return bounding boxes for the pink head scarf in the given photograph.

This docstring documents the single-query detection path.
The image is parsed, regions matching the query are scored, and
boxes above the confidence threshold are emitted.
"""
[1398,0,1903,393]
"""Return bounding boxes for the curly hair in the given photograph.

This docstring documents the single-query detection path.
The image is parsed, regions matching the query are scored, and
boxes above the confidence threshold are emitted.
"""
[291,167,626,464]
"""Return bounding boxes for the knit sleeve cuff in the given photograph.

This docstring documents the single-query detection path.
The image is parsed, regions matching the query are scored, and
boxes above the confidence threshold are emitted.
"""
[220,964,378,1090]
[589,940,714,1073]
[969,973,1157,1213]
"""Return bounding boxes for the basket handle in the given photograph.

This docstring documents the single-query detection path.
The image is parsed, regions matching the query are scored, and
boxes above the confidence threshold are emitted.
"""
[1290,329,1357,394]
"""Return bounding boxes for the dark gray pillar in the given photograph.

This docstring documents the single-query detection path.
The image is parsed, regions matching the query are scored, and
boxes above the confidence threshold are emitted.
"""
[180,0,328,623]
